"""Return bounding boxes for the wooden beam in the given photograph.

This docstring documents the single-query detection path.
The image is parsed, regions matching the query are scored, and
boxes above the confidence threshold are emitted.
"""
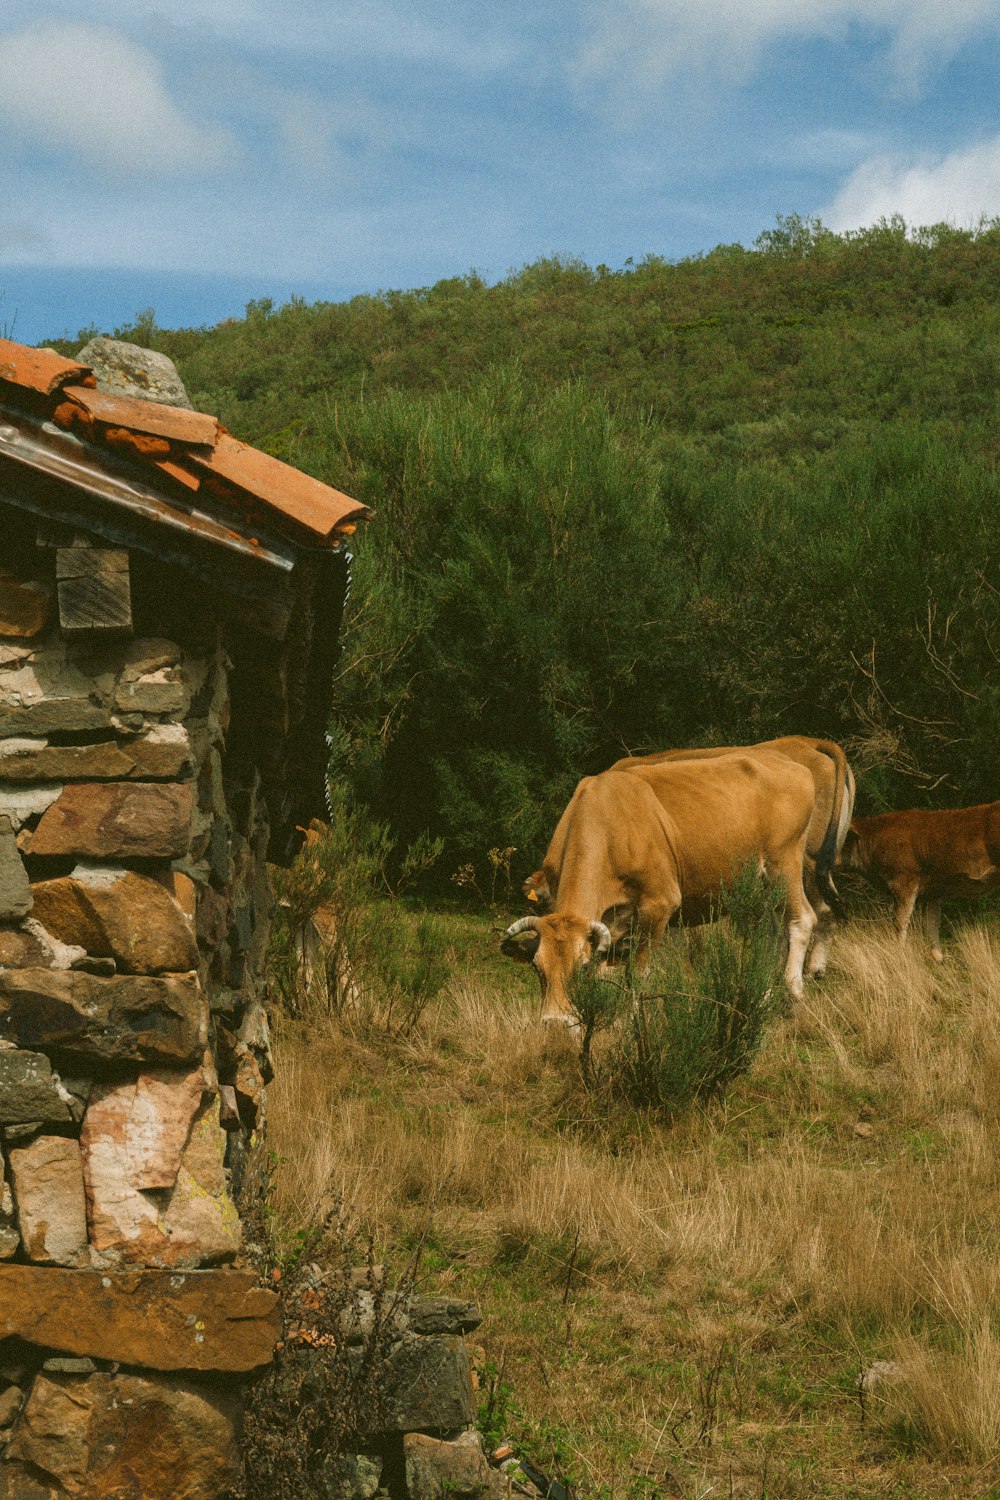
[55,544,132,636]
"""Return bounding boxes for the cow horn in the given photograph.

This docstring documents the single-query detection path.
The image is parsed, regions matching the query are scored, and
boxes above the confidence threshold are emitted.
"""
[589,921,612,956]
[503,916,541,939]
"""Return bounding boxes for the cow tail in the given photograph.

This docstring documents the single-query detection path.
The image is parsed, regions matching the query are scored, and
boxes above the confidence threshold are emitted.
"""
[813,741,850,916]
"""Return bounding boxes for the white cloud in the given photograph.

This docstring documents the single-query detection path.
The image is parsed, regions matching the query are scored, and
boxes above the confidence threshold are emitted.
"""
[576,0,1000,93]
[823,136,1000,230]
[0,21,235,176]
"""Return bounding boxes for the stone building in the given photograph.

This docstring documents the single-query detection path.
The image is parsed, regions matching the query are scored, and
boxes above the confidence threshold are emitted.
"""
[0,334,368,1496]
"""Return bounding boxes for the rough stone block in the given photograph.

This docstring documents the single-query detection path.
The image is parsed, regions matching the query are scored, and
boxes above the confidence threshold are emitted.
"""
[326,1453,383,1500]
[3,1370,240,1499]
[82,1087,240,1269]
[0,968,207,1065]
[0,925,49,968]
[407,1296,484,1337]
[77,336,194,408]
[0,1050,74,1126]
[83,1066,206,1193]
[30,869,198,974]
[27,782,192,859]
[0,1265,280,1372]
[7,1136,89,1266]
[380,1334,476,1432]
[0,724,194,783]
[0,647,115,737]
[0,817,31,920]
[114,667,188,716]
[405,1431,500,1500]
[0,1157,20,1258]
[0,785,62,831]
[0,1383,23,1430]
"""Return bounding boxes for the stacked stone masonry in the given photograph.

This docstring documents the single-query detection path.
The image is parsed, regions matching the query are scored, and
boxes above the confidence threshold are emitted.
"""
[0,556,281,1497]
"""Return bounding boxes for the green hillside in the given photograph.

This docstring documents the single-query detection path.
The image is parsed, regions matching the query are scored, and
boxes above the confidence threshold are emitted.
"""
[57,215,1000,883]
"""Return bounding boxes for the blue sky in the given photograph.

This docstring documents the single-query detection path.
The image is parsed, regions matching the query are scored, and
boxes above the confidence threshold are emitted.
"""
[3,0,1000,345]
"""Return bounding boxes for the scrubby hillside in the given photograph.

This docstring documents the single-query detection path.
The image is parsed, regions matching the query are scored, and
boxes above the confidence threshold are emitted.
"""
[52,217,1000,1494]
[59,215,1000,891]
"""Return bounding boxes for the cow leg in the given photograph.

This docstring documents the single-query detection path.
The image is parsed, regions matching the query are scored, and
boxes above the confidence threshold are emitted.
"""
[923,898,945,962]
[804,864,833,978]
[633,892,678,971]
[888,878,919,944]
[784,896,816,1003]
[806,898,832,978]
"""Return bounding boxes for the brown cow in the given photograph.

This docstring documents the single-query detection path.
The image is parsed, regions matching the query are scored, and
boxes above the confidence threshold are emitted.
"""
[524,736,854,978]
[839,802,1000,961]
[503,751,818,1022]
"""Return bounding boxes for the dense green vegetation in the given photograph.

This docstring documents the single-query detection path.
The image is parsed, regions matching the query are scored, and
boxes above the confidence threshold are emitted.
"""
[62,215,1000,884]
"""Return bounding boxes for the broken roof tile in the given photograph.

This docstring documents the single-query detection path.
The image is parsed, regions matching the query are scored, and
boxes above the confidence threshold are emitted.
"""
[152,457,203,493]
[0,336,369,549]
[188,433,369,540]
[0,339,95,397]
[61,385,220,447]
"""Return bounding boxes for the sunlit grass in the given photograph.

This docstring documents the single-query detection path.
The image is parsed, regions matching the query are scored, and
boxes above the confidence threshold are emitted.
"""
[265,913,1000,1497]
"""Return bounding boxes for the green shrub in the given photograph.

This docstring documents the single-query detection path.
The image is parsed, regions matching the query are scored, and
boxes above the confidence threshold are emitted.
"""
[268,786,445,1037]
[601,865,786,1118]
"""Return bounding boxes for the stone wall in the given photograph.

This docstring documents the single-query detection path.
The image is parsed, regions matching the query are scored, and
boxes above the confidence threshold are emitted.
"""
[0,549,280,1498]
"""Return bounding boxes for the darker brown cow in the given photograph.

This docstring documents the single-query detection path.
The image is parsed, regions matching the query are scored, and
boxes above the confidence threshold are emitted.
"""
[840,802,1000,960]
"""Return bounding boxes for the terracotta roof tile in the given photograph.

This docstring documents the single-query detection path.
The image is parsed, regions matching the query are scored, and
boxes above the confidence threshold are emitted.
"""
[0,339,94,397]
[188,433,368,540]
[0,336,369,547]
[60,385,220,447]
[152,457,203,493]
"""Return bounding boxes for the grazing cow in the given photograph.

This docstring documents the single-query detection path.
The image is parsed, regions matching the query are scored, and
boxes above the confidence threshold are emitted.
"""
[839,802,1000,961]
[524,736,854,978]
[503,751,818,1022]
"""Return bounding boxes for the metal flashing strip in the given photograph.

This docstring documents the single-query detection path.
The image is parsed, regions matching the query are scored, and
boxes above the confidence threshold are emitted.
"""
[0,406,294,572]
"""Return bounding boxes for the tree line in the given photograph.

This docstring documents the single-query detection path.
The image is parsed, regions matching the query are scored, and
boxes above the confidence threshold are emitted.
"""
[55,215,1000,887]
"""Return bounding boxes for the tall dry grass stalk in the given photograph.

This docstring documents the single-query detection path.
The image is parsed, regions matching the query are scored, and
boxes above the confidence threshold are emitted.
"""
[885,1319,1000,1464]
[265,916,1000,1476]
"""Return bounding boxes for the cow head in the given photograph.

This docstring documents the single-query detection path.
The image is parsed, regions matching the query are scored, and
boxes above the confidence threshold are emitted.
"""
[501,913,612,1023]
[837,823,863,870]
[522,870,554,912]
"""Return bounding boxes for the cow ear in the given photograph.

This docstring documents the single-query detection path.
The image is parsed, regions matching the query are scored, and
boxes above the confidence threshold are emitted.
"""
[501,929,540,962]
[522,872,552,912]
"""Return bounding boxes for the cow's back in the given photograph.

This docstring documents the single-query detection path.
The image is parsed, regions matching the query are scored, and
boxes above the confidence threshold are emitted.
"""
[623,750,815,898]
[610,735,854,865]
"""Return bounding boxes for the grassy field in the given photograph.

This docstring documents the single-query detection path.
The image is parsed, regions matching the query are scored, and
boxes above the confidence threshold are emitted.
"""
[265,904,1000,1500]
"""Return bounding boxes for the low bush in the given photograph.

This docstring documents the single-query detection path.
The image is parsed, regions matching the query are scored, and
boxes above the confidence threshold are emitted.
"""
[268,786,446,1037]
[587,865,786,1117]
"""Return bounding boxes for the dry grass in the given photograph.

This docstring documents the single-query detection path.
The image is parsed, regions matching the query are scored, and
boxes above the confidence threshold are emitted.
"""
[265,913,1000,1498]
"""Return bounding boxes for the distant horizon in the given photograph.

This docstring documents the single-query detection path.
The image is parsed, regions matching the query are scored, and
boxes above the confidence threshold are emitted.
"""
[0,264,375,348]
[3,211,990,350]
